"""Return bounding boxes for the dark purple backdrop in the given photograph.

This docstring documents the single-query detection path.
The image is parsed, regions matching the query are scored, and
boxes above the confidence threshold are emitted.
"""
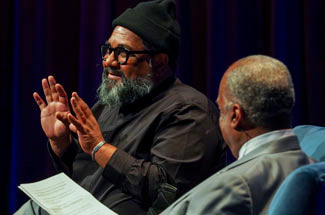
[1,0,325,214]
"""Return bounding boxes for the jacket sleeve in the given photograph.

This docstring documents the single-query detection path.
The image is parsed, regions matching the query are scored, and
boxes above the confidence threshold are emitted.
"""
[101,103,226,204]
[48,137,101,184]
[162,173,252,215]
[48,138,79,175]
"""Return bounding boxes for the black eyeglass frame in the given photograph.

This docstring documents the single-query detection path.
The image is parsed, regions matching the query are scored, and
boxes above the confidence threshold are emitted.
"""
[100,43,155,65]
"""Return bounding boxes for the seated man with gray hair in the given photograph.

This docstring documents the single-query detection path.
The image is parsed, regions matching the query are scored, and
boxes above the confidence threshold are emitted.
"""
[162,55,310,215]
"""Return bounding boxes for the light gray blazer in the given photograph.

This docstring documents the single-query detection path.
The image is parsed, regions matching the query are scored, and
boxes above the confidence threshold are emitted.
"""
[161,134,310,215]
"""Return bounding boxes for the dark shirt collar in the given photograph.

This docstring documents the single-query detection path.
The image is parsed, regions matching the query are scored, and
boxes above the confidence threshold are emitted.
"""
[119,75,176,115]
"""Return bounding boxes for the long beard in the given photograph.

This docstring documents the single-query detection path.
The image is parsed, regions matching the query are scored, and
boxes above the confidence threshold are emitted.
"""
[96,68,154,109]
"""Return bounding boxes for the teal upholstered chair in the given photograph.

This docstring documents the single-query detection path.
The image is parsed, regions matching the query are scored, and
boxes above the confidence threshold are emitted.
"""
[294,125,325,162]
[268,162,325,215]
[268,125,325,214]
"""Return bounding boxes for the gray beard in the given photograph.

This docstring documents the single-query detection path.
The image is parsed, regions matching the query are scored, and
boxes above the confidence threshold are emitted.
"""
[96,68,154,109]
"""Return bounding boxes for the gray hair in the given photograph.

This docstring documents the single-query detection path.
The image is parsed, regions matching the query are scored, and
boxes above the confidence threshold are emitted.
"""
[97,67,153,109]
[226,55,295,128]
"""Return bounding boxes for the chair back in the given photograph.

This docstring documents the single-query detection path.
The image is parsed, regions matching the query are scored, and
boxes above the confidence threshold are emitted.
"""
[268,162,325,215]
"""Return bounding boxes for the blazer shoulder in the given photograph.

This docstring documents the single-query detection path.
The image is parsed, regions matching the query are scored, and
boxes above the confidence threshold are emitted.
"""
[184,172,253,215]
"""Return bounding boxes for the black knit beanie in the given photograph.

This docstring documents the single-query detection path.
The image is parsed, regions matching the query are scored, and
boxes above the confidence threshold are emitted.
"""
[112,0,180,66]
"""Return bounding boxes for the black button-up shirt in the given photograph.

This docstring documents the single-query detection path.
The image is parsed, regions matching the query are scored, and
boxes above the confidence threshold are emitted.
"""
[51,76,226,214]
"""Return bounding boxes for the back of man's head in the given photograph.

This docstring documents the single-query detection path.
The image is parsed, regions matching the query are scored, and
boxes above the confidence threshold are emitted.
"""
[226,55,295,130]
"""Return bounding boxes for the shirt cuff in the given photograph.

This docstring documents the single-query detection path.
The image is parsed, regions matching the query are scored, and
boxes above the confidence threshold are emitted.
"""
[102,148,136,185]
[47,139,80,173]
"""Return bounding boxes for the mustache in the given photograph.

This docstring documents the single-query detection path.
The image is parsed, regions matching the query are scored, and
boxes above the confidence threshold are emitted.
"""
[103,67,126,79]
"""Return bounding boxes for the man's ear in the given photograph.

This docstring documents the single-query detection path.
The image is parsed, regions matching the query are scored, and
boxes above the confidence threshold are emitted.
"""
[152,53,169,67]
[230,104,244,130]
[151,53,171,82]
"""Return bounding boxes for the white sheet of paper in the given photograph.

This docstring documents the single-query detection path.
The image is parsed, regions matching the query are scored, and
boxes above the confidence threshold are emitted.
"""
[18,173,118,215]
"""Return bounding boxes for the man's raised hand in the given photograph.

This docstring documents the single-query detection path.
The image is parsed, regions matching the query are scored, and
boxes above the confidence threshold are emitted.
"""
[33,76,71,157]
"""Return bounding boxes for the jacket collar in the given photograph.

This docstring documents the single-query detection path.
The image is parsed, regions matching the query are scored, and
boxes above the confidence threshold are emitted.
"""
[217,134,301,174]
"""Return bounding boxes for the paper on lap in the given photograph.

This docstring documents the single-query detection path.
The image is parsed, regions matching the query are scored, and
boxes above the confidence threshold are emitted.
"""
[17,173,118,215]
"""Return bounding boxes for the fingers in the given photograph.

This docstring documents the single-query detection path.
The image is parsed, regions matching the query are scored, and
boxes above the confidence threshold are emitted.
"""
[33,92,46,111]
[70,92,95,127]
[38,76,68,108]
[56,83,69,110]
[70,92,99,132]
[68,113,85,133]
[71,96,87,125]
[42,78,53,104]
[56,111,83,134]
[48,76,59,101]
[56,112,70,128]
[41,75,60,104]
[69,123,77,133]
[72,92,92,118]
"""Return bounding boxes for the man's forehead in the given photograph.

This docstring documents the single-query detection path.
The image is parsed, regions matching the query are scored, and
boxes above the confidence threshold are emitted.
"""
[108,26,144,49]
[111,26,134,37]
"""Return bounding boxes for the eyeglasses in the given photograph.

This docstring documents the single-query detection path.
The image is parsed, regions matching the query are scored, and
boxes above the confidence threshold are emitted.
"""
[100,43,154,65]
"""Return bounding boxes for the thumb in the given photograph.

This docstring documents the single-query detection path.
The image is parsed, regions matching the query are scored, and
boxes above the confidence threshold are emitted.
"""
[56,112,70,127]
[69,123,77,133]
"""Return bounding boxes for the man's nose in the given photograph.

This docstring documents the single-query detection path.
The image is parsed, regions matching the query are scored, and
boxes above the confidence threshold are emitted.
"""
[102,52,119,68]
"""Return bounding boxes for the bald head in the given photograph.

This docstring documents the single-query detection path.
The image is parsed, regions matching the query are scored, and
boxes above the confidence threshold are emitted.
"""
[225,55,295,129]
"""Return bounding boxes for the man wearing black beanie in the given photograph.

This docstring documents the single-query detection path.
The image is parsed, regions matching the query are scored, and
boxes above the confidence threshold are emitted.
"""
[16,0,226,214]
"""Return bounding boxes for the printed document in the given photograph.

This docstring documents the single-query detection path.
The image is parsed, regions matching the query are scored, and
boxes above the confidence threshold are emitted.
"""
[18,173,118,215]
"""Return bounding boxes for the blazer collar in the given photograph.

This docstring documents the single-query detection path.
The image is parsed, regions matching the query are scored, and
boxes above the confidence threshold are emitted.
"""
[218,134,301,174]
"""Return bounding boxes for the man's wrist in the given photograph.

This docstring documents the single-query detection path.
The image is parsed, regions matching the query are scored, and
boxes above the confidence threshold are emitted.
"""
[91,141,106,160]
[49,135,72,157]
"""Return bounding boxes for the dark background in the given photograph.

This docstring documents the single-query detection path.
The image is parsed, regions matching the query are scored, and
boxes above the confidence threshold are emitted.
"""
[1,0,324,214]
